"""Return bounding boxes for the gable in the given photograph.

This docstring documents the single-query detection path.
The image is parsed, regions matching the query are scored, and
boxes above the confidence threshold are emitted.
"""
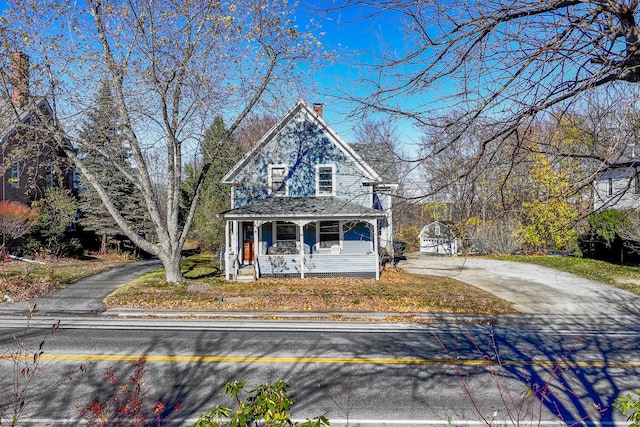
[222,100,381,184]
[0,97,53,144]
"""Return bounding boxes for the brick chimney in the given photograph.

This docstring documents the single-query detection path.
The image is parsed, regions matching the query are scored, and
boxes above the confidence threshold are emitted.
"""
[11,52,29,106]
[313,102,323,118]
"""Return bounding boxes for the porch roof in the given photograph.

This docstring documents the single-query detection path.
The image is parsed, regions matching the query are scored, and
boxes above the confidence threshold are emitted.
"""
[218,196,385,221]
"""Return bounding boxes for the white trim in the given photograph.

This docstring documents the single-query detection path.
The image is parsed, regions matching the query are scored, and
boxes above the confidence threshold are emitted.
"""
[315,163,336,196]
[268,164,288,196]
[225,221,230,280]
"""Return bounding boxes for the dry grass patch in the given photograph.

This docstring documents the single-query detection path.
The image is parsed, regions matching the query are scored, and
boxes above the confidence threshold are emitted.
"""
[0,254,132,302]
[106,260,516,315]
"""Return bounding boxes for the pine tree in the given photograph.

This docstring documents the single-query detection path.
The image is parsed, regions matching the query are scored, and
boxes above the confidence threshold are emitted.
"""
[77,82,149,254]
[183,116,243,252]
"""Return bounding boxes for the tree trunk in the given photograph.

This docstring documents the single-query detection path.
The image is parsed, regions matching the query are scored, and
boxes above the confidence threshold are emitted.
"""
[162,251,183,283]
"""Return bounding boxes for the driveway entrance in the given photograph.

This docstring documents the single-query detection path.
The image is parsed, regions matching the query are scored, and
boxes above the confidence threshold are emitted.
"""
[397,256,639,315]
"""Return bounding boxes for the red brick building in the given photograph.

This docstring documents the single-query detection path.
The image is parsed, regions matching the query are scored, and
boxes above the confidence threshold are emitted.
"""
[0,52,74,205]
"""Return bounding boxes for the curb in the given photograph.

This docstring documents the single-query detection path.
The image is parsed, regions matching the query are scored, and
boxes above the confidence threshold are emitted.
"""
[103,308,498,323]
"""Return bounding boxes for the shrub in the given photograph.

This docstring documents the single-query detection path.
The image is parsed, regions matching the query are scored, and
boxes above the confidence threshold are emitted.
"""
[79,358,180,426]
[0,201,38,248]
[614,390,640,427]
[195,380,329,427]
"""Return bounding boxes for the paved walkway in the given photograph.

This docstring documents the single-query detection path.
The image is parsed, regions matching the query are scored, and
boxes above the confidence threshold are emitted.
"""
[0,259,162,316]
[397,256,640,315]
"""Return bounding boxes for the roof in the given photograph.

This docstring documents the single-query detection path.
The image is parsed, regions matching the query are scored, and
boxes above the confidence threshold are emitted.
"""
[350,142,399,184]
[218,196,386,220]
[596,167,636,181]
[419,221,455,238]
[0,96,52,143]
[222,99,381,184]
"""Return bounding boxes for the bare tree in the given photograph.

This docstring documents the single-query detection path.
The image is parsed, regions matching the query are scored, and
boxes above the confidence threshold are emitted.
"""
[0,0,322,282]
[334,0,640,192]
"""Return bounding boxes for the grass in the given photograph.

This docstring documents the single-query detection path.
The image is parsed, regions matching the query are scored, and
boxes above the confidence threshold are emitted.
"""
[7,252,637,318]
[0,254,132,301]
[494,254,640,295]
[105,255,517,317]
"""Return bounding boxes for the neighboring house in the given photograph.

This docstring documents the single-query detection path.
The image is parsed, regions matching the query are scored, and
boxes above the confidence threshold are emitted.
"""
[0,52,74,204]
[593,144,640,211]
[419,221,459,255]
[219,100,397,280]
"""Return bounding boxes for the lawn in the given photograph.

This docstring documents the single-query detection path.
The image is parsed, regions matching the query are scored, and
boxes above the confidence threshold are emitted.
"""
[105,255,517,317]
[0,254,131,302]
[6,253,636,318]
[494,254,640,295]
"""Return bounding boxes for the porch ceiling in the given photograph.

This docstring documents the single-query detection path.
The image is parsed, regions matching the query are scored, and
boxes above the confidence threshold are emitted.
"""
[218,196,385,221]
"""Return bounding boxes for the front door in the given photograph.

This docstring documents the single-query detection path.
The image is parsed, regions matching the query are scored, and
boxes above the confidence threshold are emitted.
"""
[242,222,254,264]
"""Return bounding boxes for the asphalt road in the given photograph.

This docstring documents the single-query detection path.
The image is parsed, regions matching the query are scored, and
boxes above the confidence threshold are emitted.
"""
[1,317,638,426]
[1,257,640,425]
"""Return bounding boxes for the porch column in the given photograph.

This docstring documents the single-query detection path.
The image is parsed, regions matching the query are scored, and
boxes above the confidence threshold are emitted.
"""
[253,221,259,278]
[225,220,230,280]
[373,219,380,280]
[232,220,239,280]
[297,220,305,278]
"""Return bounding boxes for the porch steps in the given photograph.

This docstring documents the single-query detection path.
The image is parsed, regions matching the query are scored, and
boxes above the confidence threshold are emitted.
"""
[235,265,255,282]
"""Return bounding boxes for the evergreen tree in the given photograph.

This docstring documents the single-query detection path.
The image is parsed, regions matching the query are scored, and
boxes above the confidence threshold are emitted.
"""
[183,116,243,252]
[77,82,149,254]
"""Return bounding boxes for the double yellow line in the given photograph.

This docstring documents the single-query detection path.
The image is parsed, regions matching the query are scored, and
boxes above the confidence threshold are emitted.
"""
[28,354,640,368]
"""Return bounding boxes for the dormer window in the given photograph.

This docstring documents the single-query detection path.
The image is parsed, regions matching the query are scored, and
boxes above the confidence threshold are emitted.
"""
[269,165,287,196]
[316,164,335,196]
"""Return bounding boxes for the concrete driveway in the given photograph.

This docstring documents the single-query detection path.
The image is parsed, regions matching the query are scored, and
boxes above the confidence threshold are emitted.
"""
[397,255,640,315]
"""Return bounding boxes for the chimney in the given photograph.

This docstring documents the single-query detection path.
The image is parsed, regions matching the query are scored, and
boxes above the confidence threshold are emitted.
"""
[11,52,29,106]
[313,102,323,118]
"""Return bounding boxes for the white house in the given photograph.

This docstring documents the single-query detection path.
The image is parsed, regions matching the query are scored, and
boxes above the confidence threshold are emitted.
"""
[594,144,640,211]
[419,221,459,255]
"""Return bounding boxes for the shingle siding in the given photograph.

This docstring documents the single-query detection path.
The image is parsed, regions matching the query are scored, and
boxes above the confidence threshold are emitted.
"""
[232,108,374,209]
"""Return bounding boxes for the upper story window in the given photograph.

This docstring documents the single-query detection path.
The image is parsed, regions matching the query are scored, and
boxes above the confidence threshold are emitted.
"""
[316,164,335,196]
[269,165,287,196]
[9,162,19,189]
[608,178,613,196]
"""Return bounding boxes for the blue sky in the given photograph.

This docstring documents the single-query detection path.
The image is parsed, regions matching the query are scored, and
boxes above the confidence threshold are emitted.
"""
[296,1,424,152]
[0,0,423,153]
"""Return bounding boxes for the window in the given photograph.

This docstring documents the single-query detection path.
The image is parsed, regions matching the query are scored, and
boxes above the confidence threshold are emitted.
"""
[318,221,340,248]
[9,162,19,188]
[608,178,613,196]
[269,165,287,196]
[316,164,335,196]
[635,175,640,195]
[276,221,297,242]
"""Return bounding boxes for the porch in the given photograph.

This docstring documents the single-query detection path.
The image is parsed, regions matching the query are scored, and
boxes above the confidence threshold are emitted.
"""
[219,196,387,281]
[257,253,378,279]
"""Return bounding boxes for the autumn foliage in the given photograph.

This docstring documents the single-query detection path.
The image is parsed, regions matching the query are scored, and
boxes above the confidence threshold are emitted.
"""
[79,358,180,427]
[0,201,38,246]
